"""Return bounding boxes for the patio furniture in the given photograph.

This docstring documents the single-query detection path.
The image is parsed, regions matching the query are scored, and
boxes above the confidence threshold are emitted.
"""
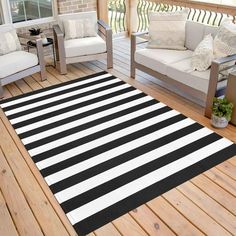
[0,24,46,98]
[131,20,236,118]
[53,11,113,75]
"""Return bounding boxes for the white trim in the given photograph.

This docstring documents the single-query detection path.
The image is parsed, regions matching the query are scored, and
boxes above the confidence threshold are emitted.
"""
[0,0,58,27]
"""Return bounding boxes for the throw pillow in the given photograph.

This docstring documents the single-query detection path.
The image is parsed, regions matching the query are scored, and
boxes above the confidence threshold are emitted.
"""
[191,34,214,71]
[147,9,189,50]
[83,18,97,37]
[63,19,84,40]
[214,19,236,58]
[214,19,236,76]
[0,30,21,56]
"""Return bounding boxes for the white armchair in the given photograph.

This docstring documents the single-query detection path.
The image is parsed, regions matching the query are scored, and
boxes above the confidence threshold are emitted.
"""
[0,24,46,98]
[53,11,113,74]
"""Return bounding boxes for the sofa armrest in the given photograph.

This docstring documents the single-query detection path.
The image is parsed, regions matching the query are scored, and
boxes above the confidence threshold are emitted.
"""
[53,24,67,74]
[212,54,236,65]
[36,38,47,81]
[205,54,236,118]
[97,19,113,69]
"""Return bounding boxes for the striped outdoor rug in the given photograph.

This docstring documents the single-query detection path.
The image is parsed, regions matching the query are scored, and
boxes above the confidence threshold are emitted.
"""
[1,71,236,235]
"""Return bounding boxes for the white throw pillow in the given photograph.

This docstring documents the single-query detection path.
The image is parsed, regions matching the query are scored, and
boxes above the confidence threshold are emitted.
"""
[213,19,236,58]
[63,19,84,40]
[213,20,236,76]
[147,9,189,50]
[83,18,97,37]
[0,30,21,55]
[191,34,214,71]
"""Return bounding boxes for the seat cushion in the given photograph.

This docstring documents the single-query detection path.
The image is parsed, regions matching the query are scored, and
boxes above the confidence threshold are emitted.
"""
[64,35,107,58]
[166,57,210,93]
[0,51,38,79]
[135,48,193,75]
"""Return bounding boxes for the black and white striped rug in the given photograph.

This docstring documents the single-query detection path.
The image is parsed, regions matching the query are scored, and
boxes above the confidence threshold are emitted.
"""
[1,71,236,235]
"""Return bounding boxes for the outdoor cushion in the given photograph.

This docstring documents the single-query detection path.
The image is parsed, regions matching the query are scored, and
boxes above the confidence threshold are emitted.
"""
[0,51,38,78]
[63,19,84,40]
[166,57,210,93]
[135,48,193,75]
[64,35,106,58]
[185,21,205,51]
[191,34,214,71]
[147,9,188,50]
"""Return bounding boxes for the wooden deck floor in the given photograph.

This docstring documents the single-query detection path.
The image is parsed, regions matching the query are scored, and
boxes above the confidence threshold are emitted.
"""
[0,37,236,236]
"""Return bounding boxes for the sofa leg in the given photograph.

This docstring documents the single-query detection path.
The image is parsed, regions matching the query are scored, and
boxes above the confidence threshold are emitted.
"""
[107,54,113,69]
[40,66,47,81]
[131,64,135,78]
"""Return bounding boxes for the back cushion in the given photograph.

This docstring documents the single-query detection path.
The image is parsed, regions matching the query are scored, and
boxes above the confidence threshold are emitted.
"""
[0,24,21,55]
[185,21,219,51]
[57,11,98,35]
[185,21,205,51]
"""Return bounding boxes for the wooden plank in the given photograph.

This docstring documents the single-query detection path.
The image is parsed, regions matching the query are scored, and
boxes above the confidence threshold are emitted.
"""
[191,174,236,215]
[0,119,74,236]
[0,190,19,236]
[204,169,236,197]
[177,182,236,234]
[129,204,176,236]
[24,76,43,91]
[94,223,121,236]
[163,189,232,236]
[228,156,236,167]
[113,213,148,236]
[147,197,204,236]
[216,161,236,180]
[0,147,43,236]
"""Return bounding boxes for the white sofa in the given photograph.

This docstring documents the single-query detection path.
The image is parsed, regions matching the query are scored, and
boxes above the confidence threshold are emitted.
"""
[131,21,236,117]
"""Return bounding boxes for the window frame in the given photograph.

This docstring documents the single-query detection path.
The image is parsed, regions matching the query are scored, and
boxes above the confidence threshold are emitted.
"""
[0,0,58,27]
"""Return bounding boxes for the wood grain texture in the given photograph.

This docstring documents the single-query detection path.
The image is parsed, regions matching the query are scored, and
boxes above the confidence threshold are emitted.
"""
[0,37,235,236]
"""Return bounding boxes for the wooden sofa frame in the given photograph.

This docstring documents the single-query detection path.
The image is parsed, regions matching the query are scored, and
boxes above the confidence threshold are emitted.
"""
[53,19,113,75]
[130,31,236,118]
[0,39,46,98]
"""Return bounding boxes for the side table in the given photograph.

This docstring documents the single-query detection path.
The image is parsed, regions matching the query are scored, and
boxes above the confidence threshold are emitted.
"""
[225,71,236,125]
[27,37,56,67]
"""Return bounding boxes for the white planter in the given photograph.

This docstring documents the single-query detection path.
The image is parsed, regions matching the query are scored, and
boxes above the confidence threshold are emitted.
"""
[211,114,229,128]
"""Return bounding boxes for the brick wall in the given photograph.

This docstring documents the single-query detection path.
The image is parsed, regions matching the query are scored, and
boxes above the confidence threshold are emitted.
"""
[58,0,97,14]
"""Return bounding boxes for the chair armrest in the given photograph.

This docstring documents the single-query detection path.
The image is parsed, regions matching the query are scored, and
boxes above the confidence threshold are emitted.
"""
[53,24,67,74]
[53,24,64,37]
[97,19,111,31]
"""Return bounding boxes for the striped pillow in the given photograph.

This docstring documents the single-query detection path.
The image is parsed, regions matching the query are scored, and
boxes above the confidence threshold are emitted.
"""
[63,19,84,40]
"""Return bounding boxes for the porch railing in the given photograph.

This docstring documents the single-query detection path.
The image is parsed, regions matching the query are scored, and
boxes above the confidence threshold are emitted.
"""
[108,0,127,33]
[97,0,236,34]
[137,0,236,32]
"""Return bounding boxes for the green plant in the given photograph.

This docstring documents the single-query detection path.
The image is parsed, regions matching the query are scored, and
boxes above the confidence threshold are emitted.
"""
[29,27,42,36]
[212,97,234,121]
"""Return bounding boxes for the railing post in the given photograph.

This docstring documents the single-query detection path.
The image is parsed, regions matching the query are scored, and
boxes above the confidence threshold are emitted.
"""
[129,0,139,34]
[97,0,109,23]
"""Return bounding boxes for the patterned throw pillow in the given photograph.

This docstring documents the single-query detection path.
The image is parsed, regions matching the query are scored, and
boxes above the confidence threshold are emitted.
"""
[147,9,189,50]
[0,30,21,56]
[214,19,236,58]
[63,18,97,40]
[191,34,214,71]
[214,19,236,76]
[63,19,84,40]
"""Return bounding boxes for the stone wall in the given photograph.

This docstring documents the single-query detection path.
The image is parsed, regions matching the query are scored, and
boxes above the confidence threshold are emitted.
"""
[58,0,97,14]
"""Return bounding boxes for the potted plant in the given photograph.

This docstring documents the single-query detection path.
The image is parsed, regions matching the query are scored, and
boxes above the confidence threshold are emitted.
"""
[211,97,234,128]
[29,27,42,36]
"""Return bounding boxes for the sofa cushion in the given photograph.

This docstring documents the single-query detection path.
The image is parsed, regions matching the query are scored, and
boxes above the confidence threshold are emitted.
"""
[0,51,38,79]
[64,35,106,58]
[135,48,193,75]
[166,58,210,93]
[63,19,84,40]
[147,9,188,50]
[185,21,205,51]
